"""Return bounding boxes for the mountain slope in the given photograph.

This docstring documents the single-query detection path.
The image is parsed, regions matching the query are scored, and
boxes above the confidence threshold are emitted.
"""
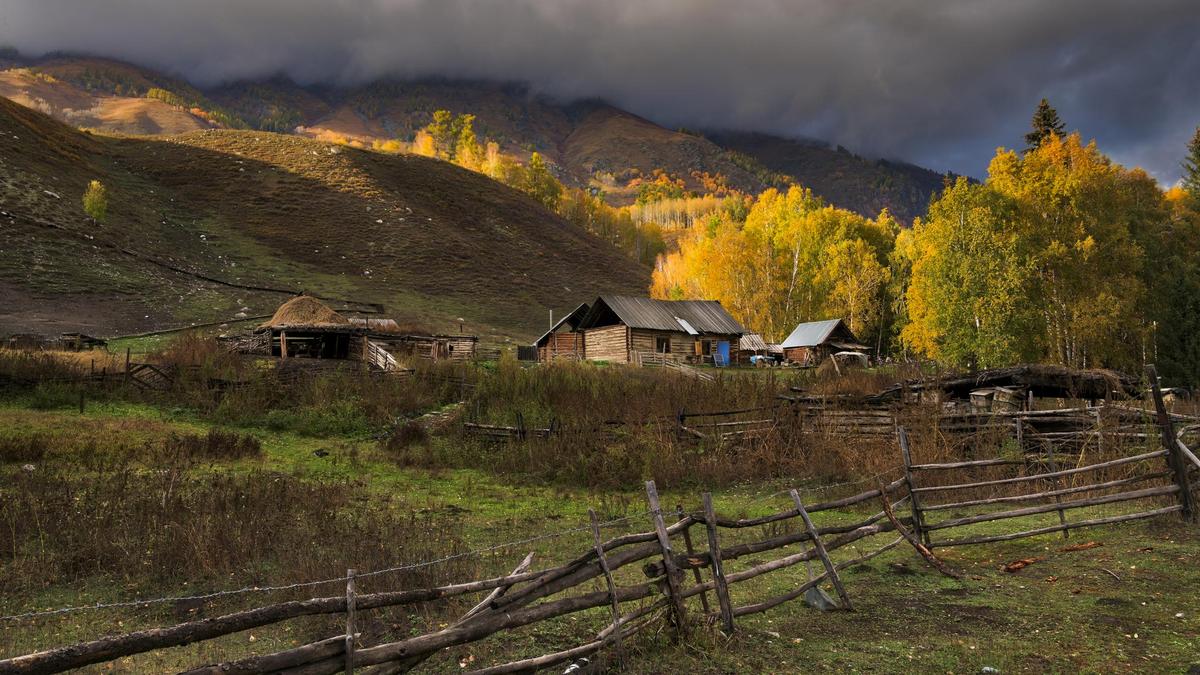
[0,96,648,339]
[0,54,947,221]
[706,131,949,223]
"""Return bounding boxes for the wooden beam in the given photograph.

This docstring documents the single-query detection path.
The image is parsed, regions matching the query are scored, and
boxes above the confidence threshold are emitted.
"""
[645,481,688,637]
[701,493,735,634]
[932,505,1183,547]
[1147,364,1195,521]
[589,509,625,665]
[912,449,1168,494]
[897,427,929,546]
[789,490,851,610]
[676,505,711,615]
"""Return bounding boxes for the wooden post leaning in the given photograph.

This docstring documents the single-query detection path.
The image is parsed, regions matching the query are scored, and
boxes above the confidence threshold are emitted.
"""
[589,509,626,666]
[645,481,688,637]
[1042,440,1070,538]
[701,492,735,634]
[789,489,852,610]
[345,568,357,674]
[897,427,930,546]
[676,504,711,615]
[1147,365,1195,521]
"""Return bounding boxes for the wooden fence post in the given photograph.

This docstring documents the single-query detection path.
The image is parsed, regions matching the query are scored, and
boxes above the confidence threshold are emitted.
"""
[676,505,711,615]
[644,481,688,637]
[589,509,625,666]
[897,427,929,546]
[789,490,851,610]
[1042,441,1070,538]
[124,347,131,386]
[701,493,735,634]
[345,568,356,674]
[1146,365,1195,521]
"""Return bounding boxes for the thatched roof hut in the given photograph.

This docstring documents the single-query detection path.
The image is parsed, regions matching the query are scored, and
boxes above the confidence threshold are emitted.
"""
[260,296,352,331]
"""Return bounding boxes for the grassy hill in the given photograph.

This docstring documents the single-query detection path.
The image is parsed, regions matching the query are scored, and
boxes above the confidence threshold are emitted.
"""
[0,53,946,221]
[0,96,648,340]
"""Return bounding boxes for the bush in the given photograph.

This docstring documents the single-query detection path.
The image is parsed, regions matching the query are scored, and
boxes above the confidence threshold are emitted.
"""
[0,434,49,463]
[28,383,79,410]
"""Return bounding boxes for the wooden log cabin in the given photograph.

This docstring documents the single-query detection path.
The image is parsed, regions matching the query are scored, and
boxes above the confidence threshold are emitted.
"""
[779,318,867,366]
[533,303,589,362]
[571,296,747,365]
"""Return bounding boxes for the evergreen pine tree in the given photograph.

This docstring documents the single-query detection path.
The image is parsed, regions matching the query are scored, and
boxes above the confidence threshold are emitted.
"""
[1024,98,1066,151]
[1182,125,1200,197]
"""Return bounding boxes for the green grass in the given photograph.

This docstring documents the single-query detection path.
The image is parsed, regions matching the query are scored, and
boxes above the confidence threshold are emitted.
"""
[1,400,1197,673]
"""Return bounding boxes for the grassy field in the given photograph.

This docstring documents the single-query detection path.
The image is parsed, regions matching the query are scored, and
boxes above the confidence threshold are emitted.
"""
[0,343,1195,667]
[1,356,1198,673]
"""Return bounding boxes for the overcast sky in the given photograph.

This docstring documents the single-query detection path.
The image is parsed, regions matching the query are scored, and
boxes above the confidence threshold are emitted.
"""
[2,0,1197,181]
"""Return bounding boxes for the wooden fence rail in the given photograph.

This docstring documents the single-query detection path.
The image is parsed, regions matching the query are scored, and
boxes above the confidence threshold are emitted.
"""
[3,418,1196,674]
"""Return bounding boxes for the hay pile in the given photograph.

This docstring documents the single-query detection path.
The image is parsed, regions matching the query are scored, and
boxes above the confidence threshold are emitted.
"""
[260,296,350,328]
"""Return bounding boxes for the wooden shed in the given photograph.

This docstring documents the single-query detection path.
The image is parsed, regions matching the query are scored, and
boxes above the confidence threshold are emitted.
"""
[574,296,746,365]
[779,318,867,366]
[258,296,399,371]
[533,303,590,362]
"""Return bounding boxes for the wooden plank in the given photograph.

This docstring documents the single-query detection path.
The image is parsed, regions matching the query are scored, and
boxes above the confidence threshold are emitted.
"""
[789,490,851,610]
[912,449,1169,494]
[909,457,1026,471]
[723,536,902,618]
[345,569,356,675]
[179,635,349,675]
[589,509,625,664]
[1042,439,1070,538]
[897,427,929,546]
[921,471,1173,512]
[676,505,711,615]
[701,493,735,634]
[1147,365,1195,521]
[924,485,1178,532]
[932,505,1183,547]
[1178,438,1200,473]
[645,481,688,636]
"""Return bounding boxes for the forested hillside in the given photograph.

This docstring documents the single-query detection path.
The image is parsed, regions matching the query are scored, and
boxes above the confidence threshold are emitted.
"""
[655,112,1200,385]
[0,53,946,222]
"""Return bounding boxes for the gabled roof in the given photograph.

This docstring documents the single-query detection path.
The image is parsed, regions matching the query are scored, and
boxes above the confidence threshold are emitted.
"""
[739,333,770,351]
[579,296,746,335]
[533,303,591,347]
[781,318,859,349]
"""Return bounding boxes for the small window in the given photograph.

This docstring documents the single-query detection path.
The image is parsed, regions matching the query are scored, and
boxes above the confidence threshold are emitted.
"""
[656,337,671,353]
[701,340,712,355]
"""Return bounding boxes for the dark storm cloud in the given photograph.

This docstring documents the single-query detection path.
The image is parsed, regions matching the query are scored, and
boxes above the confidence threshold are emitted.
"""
[2,0,1197,180]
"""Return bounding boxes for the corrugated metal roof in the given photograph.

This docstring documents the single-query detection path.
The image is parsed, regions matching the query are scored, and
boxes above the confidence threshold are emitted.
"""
[585,296,746,335]
[739,333,769,351]
[781,319,847,349]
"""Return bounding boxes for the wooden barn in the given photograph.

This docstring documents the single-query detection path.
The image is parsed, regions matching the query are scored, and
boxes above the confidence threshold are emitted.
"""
[257,296,399,371]
[346,317,477,361]
[533,302,590,362]
[780,318,867,366]
[573,296,746,365]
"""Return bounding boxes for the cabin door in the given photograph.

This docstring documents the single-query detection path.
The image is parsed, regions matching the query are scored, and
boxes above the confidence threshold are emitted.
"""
[714,341,730,367]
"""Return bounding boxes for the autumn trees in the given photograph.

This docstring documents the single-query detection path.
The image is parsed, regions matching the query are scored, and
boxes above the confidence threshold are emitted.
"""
[904,133,1178,373]
[651,186,897,347]
[656,124,1200,383]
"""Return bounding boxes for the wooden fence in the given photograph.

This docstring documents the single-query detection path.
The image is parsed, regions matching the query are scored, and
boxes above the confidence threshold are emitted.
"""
[4,413,1196,675]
